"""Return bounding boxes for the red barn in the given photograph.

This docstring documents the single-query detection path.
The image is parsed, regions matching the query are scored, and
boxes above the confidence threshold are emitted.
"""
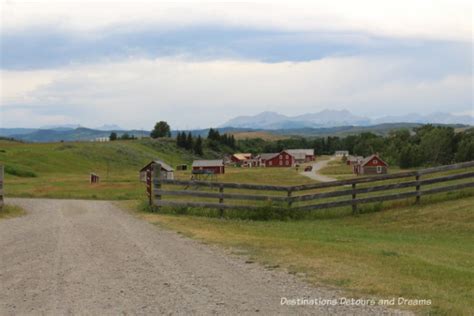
[259,151,295,167]
[192,159,225,174]
[354,154,388,175]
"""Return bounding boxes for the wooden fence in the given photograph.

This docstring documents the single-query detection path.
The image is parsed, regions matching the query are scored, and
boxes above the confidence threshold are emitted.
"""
[0,165,4,209]
[151,161,474,214]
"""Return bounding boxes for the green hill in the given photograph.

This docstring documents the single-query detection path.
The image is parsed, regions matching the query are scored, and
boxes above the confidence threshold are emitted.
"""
[0,139,196,200]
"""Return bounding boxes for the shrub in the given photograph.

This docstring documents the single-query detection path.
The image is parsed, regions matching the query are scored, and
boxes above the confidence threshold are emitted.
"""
[4,165,37,177]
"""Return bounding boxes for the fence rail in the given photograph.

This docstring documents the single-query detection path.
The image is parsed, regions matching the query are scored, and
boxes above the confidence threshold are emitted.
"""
[0,165,4,209]
[152,161,474,214]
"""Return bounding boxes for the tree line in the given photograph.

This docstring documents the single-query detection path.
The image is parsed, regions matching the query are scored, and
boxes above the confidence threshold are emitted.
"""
[237,125,474,168]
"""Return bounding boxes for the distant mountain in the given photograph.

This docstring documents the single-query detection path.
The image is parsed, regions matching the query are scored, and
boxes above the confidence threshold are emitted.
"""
[221,109,473,129]
[40,124,81,130]
[95,124,124,131]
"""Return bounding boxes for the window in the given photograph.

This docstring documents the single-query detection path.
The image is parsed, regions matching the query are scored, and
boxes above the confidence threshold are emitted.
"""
[376,166,382,173]
[279,155,283,160]
[279,161,283,166]
[285,161,289,165]
[269,161,272,166]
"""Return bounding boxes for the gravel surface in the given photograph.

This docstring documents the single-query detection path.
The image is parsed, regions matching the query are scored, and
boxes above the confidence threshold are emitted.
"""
[1,198,410,315]
[300,157,338,182]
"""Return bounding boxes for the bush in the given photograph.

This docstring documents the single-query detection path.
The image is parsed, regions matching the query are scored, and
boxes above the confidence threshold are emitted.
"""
[4,165,37,177]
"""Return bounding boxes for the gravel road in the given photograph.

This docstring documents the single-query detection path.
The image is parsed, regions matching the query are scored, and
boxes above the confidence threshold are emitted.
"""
[300,157,338,182]
[0,199,409,315]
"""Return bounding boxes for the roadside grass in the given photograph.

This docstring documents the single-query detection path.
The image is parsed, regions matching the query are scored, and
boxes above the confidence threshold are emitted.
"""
[126,195,474,315]
[0,204,25,219]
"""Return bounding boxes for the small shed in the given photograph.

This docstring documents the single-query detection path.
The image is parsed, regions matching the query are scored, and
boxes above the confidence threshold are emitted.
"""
[192,159,225,174]
[335,150,349,157]
[354,154,388,175]
[139,160,174,182]
[231,153,252,165]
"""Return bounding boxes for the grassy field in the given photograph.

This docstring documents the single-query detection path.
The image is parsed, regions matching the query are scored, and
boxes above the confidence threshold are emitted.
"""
[0,139,312,199]
[126,194,474,315]
[0,204,25,220]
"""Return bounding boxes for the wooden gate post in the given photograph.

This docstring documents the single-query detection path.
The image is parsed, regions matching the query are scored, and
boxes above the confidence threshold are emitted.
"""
[0,165,4,210]
[352,183,358,215]
[219,184,224,217]
[415,174,421,204]
[287,188,293,208]
[152,163,162,211]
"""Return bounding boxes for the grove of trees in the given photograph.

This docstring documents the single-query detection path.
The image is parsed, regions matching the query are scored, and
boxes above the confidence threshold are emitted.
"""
[236,125,474,168]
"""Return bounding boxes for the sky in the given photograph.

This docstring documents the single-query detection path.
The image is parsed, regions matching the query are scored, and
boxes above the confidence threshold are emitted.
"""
[0,0,472,129]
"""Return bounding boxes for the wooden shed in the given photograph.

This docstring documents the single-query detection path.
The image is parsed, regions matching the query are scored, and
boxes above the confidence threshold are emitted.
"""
[354,154,388,175]
[139,160,174,182]
[192,159,225,174]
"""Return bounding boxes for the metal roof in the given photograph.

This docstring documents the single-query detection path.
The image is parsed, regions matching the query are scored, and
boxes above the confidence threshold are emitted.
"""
[192,159,224,167]
[232,153,252,161]
[258,153,280,160]
[140,160,174,172]
[285,149,314,155]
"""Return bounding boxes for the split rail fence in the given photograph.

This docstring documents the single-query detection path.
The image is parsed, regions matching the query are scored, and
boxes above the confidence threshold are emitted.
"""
[151,161,474,214]
[0,165,4,209]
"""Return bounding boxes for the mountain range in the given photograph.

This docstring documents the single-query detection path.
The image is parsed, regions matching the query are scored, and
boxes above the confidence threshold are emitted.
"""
[220,109,473,129]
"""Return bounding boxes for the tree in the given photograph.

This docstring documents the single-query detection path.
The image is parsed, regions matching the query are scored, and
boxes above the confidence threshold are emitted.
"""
[185,132,193,150]
[109,132,117,141]
[150,121,171,139]
[193,135,203,155]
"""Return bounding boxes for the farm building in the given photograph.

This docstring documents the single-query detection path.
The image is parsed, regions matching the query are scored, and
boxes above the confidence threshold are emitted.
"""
[285,149,315,163]
[192,159,225,174]
[346,155,363,166]
[259,151,295,167]
[231,153,252,164]
[139,160,174,182]
[353,154,388,175]
[335,150,349,157]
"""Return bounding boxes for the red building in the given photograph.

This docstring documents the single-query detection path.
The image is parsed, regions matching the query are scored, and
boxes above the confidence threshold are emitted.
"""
[354,154,388,175]
[259,151,295,167]
[192,159,225,174]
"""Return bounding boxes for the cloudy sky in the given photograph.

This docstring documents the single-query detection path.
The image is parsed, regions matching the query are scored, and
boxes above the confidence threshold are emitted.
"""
[0,0,472,129]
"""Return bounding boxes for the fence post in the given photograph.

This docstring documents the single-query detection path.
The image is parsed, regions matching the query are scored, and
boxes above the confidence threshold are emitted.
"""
[287,188,293,208]
[352,183,358,215]
[152,163,162,211]
[415,174,421,204]
[219,184,224,217]
[0,165,3,210]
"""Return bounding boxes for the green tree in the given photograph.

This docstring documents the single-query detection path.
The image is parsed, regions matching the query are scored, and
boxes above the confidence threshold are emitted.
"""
[193,135,203,155]
[150,121,171,139]
[185,132,193,150]
[109,132,117,141]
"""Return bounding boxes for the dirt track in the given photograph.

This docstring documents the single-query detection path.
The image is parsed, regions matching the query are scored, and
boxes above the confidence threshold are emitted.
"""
[300,157,338,182]
[0,199,409,315]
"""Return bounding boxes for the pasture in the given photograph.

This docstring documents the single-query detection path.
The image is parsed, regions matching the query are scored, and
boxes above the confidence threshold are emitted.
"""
[0,139,312,199]
[130,194,474,315]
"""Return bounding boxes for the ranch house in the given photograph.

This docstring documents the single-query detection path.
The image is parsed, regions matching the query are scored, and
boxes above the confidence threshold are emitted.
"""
[285,149,315,163]
[353,154,388,175]
[192,159,225,174]
[139,160,174,182]
[259,151,295,167]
